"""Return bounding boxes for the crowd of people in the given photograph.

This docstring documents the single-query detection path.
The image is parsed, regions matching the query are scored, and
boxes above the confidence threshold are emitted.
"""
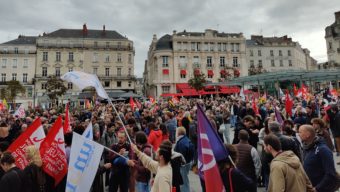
[0,91,339,192]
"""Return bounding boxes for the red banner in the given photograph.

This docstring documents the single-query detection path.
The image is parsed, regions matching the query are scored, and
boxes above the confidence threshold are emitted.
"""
[63,102,72,133]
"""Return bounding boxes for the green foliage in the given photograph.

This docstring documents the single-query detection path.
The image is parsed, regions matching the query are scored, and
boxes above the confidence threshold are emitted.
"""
[46,76,67,103]
[6,80,26,103]
[0,88,7,99]
[188,73,206,91]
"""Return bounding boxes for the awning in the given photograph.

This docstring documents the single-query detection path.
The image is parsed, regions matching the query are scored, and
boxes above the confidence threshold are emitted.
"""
[180,70,187,75]
[220,70,226,75]
[208,70,214,76]
[182,89,199,96]
[163,69,169,75]
[176,83,191,90]
[194,69,200,75]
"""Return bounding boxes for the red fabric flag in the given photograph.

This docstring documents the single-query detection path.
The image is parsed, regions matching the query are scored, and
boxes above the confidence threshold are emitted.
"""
[40,116,67,186]
[252,97,259,115]
[63,103,72,133]
[172,96,179,104]
[285,91,293,117]
[293,84,298,96]
[149,96,156,104]
[130,96,136,111]
[8,118,45,169]
[134,98,142,109]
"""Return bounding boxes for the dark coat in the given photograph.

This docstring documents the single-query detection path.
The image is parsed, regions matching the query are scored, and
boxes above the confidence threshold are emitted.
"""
[0,167,26,192]
[232,123,258,148]
[24,164,55,192]
[174,135,195,163]
[327,110,340,137]
[221,168,255,192]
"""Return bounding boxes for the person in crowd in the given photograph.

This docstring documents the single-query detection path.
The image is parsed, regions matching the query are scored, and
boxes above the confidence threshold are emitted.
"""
[0,122,12,143]
[234,130,261,191]
[232,115,258,148]
[181,111,191,137]
[305,105,317,125]
[299,125,339,191]
[109,131,135,192]
[159,123,169,141]
[174,127,195,192]
[164,112,177,143]
[0,141,9,180]
[311,118,334,151]
[147,122,163,151]
[0,152,26,192]
[327,104,340,157]
[131,140,173,192]
[263,134,314,192]
[230,100,239,128]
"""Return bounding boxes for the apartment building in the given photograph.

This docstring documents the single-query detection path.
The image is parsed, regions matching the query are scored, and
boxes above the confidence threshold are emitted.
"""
[325,11,340,69]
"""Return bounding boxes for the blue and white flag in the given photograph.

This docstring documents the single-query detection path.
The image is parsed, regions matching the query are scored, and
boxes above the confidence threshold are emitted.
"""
[66,133,104,192]
[83,122,93,140]
[61,71,109,99]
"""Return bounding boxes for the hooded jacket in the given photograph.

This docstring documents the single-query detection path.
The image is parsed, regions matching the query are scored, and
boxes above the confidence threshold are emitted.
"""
[148,129,163,151]
[268,151,314,192]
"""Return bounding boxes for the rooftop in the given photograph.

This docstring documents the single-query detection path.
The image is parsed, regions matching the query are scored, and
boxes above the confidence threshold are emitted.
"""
[155,34,173,50]
[250,35,293,45]
[2,36,37,45]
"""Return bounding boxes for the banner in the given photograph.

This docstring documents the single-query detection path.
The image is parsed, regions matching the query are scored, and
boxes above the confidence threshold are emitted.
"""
[14,104,25,118]
[64,102,72,133]
[83,122,93,140]
[285,91,293,117]
[66,133,104,192]
[130,96,136,111]
[8,118,45,169]
[197,104,227,192]
[61,71,109,99]
[40,116,67,185]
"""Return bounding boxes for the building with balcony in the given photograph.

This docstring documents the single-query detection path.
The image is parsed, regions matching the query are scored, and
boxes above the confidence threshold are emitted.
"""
[0,35,37,107]
[246,35,317,75]
[144,29,247,97]
[35,24,136,103]
[325,11,340,68]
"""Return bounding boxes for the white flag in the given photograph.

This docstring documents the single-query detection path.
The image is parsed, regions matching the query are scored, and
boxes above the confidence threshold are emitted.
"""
[239,87,245,101]
[66,133,104,192]
[61,71,109,99]
[14,104,25,118]
[83,122,93,140]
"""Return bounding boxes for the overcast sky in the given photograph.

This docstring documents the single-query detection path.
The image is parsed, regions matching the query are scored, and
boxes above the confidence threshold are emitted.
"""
[0,0,339,77]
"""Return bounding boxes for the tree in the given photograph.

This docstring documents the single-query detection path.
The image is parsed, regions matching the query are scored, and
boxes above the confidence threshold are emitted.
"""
[188,73,206,92]
[46,76,67,106]
[0,88,7,100]
[6,80,26,105]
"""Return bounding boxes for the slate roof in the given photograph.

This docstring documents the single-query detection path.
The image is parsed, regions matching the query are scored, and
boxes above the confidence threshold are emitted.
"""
[155,34,173,50]
[2,36,37,45]
[176,31,243,38]
[44,29,127,39]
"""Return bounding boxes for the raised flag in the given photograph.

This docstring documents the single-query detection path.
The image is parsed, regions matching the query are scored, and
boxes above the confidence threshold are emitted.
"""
[61,71,109,99]
[64,103,72,133]
[135,98,142,109]
[83,122,93,139]
[130,96,136,111]
[239,87,245,101]
[252,97,259,115]
[274,105,284,124]
[279,88,284,98]
[293,84,298,96]
[7,118,45,169]
[149,96,156,104]
[40,116,67,185]
[66,133,104,192]
[2,98,9,109]
[197,104,227,192]
[285,91,293,117]
[172,96,179,104]
[329,82,338,97]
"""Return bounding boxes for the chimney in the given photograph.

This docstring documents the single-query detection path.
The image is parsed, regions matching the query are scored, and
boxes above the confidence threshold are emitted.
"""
[102,25,106,36]
[82,24,88,36]
[152,34,157,41]
[173,30,177,35]
[335,11,340,24]
[103,25,106,32]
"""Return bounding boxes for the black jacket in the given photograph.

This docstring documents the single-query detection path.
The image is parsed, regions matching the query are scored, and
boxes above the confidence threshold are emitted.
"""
[0,167,26,192]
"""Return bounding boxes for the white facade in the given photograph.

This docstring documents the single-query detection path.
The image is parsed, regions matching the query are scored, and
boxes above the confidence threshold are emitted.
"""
[325,11,340,68]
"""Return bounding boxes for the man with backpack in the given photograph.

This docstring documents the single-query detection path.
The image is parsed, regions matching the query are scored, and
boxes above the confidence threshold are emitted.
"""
[174,126,195,192]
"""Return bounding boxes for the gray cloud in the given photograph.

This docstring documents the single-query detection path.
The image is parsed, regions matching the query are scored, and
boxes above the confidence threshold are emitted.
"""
[0,0,339,76]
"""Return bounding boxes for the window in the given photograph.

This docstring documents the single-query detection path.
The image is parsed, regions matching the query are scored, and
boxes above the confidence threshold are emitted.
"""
[105,81,110,87]
[12,59,17,68]
[177,42,182,51]
[328,42,332,50]
[2,59,7,68]
[1,74,6,82]
[68,68,73,72]
[14,47,18,54]
[68,83,73,90]
[23,59,28,68]
[41,83,47,90]
[231,43,239,52]
[220,57,225,67]
[23,73,28,83]
[217,43,222,51]
[12,73,17,81]
[94,41,98,47]
[105,55,110,63]
[128,54,132,63]
[106,42,110,48]
[179,56,187,68]
[204,42,209,51]
[117,42,122,49]
[24,48,29,54]
[56,52,61,62]
[162,86,170,93]
[258,60,263,68]
[128,68,131,76]
[250,50,253,56]
[270,50,274,56]
[117,81,122,87]
[117,68,122,76]
[207,56,212,67]
[222,43,227,51]
[289,60,292,67]
[191,42,196,51]
[42,67,47,77]
[233,57,238,67]
[271,60,275,67]
[105,68,110,76]
[288,50,291,56]
[162,56,169,67]
[93,53,98,62]
[280,60,283,67]
[93,67,98,74]
[68,52,74,62]
[128,81,131,87]
[55,67,61,77]
[43,52,48,61]
[250,60,254,67]
[209,43,214,51]
[279,50,282,56]
[117,53,122,62]
[183,42,188,51]
[258,50,261,56]
[197,42,201,51]
[180,73,186,78]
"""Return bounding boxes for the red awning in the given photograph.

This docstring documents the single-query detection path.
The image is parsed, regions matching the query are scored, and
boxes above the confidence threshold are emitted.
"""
[194,69,200,75]
[176,83,191,90]
[180,70,187,75]
[181,89,199,96]
[163,69,169,75]
[220,70,226,75]
[208,70,214,76]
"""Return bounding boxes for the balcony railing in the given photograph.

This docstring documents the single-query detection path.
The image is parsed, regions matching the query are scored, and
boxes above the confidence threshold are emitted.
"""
[193,63,200,68]
[37,43,134,51]
[97,75,136,80]
[0,50,36,54]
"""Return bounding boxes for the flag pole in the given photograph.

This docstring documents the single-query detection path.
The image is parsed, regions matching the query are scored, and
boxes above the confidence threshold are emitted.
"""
[107,99,133,144]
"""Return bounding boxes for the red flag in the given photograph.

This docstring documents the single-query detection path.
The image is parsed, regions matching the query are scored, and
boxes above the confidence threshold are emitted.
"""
[63,103,72,133]
[149,96,156,104]
[134,98,142,109]
[252,97,259,115]
[130,97,136,111]
[8,118,45,169]
[172,96,179,104]
[285,91,293,117]
[293,84,298,96]
[40,116,67,186]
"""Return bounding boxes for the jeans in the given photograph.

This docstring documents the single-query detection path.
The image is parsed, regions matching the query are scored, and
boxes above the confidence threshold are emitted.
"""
[180,163,191,192]
[136,181,150,192]
[231,115,237,127]
[222,124,231,144]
